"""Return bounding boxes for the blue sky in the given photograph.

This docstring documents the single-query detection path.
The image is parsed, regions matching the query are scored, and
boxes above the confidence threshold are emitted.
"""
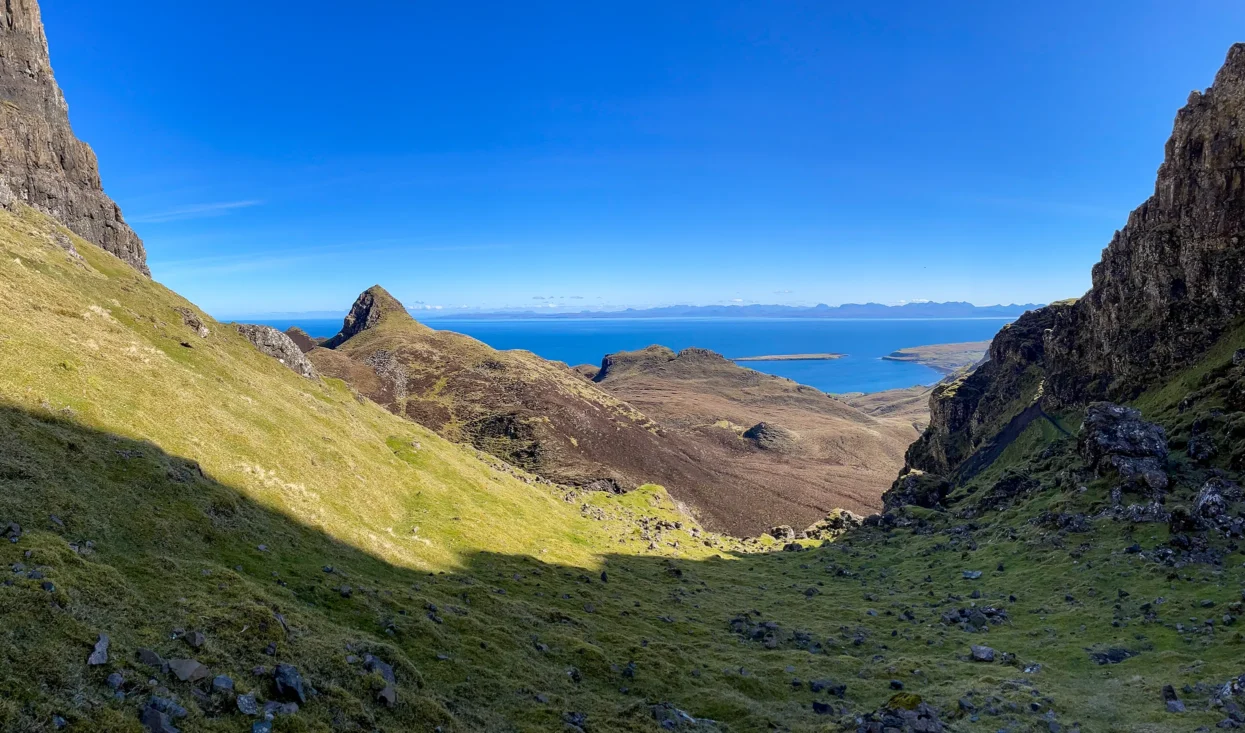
[42,0,1245,317]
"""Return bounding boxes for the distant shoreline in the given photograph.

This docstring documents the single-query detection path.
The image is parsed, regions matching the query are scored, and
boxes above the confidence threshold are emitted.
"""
[733,353,845,362]
[880,340,991,374]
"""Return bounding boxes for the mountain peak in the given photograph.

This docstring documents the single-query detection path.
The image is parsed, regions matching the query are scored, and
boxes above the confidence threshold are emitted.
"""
[323,285,411,348]
[0,0,148,275]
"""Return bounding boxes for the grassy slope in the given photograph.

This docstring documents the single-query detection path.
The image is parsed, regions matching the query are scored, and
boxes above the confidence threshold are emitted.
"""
[2,206,1245,732]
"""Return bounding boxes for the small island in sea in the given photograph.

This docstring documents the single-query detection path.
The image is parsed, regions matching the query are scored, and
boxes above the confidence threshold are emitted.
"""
[732,352,845,362]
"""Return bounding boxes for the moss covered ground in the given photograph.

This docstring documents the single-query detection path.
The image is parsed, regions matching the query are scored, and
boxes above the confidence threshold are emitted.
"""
[2,205,1244,732]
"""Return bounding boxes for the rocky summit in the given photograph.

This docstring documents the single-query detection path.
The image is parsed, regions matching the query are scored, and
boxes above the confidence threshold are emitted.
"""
[0,0,147,275]
[7,3,1245,732]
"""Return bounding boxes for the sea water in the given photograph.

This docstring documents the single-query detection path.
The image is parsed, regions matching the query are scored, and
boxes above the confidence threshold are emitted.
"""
[256,317,1010,394]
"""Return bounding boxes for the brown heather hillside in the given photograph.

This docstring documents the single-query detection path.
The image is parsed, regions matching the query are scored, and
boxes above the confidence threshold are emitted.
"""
[309,291,920,535]
[591,346,923,530]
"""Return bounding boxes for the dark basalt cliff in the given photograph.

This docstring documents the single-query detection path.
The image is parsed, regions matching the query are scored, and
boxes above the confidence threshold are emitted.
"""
[896,44,1245,491]
[904,303,1071,478]
[1045,44,1245,405]
[0,0,147,275]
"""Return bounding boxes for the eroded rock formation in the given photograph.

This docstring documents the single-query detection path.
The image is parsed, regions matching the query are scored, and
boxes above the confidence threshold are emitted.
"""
[235,324,317,378]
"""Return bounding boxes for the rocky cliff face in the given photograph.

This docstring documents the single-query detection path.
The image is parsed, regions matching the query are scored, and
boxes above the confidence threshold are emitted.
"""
[1046,44,1245,405]
[235,324,318,378]
[904,304,1070,477]
[898,44,1245,488]
[0,0,147,275]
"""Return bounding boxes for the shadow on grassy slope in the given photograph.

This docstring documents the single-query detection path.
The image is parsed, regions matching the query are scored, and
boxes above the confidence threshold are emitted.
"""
[4,402,1245,733]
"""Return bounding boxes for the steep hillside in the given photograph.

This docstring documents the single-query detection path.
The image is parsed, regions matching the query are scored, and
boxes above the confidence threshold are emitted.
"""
[591,345,920,529]
[309,290,905,535]
[0,202,732,731]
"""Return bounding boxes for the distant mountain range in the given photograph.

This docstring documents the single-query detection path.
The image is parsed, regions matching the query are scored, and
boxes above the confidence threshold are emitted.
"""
[419,301,1043,320]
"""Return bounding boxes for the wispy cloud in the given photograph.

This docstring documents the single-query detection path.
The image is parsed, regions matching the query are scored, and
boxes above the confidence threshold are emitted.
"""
[129,200,262,224]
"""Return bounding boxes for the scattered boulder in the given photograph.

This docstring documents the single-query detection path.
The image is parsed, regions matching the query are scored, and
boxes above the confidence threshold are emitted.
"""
[582,478,626,494]
[173,307,210,339]
[166,658,210,683]
[263,701,299,717]
[136,648,167,672]
[210,675,233,694]
[87,634,109,666]
[651,702,713,728]
[376,683,397,708]
[364,654,397,707]
[183,631,205,649]
[236,693,259,716]
[1107,501,1171,524]
[809,679,847,697]
[1188,430,1217,463]
[857,695,945,732]
[1089,647,1137,665]
[970,644,995,662]
[138,707,179,733]
[766,525,796,541]
[139,697,187,733]
[940,606,1008,631]
[274,663,307,703]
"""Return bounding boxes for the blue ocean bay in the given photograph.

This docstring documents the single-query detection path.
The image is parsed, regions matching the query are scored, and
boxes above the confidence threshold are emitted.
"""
[256,317,1011,394]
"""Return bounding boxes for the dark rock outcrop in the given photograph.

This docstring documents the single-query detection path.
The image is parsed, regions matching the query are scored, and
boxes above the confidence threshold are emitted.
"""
[742,421,798,452]
[1079,402,1169,493]
[901,45,1245,486]
[882,470,950,512]
[802,509,862,540]
[1046,45,1245,405]
[234,324,317,378]
[323,286,410,349]
[284,327,319,353]
[0,0,147,274]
